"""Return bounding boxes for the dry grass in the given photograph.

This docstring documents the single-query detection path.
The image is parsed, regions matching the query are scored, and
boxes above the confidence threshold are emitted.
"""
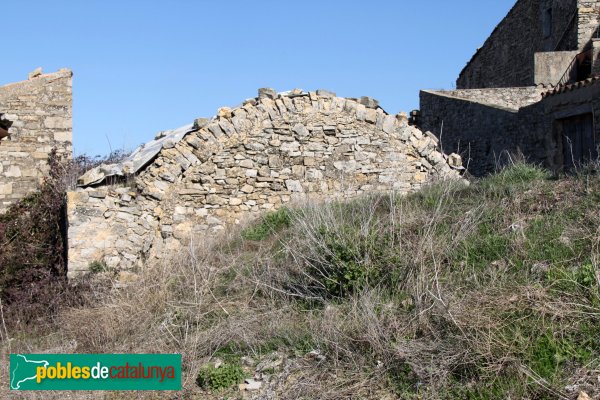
[2,162,600,399]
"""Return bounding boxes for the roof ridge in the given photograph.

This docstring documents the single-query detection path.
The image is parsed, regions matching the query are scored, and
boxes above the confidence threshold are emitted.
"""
[542,74,600,98]
[0,68,72,90]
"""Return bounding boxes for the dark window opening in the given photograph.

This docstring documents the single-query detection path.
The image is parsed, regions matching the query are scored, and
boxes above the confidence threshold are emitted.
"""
[575,50,593,81]
[560,113,597,171]
[543,8,553,38]
[0,114,12,139]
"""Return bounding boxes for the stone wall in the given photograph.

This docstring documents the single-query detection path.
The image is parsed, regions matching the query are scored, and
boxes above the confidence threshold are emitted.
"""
[457,0,579,89]
[540,78,600,168]
[421,1,600,177]
[419,87,545,175]
[534,51,579,84]
[577,1,600,48]
[67,90,463,276]
[423,87,544,111]
[0,69,73,212]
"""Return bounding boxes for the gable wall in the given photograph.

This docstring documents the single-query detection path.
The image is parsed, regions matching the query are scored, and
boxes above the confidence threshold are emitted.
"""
[457,0,579,89]
[67,92,463,275]
[0,70,73,212]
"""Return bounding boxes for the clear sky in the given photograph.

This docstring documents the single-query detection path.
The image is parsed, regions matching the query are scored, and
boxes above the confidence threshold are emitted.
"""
[3,0,515,156]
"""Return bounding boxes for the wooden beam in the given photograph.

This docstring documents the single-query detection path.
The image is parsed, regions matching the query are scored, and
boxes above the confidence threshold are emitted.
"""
[0,127,9,139]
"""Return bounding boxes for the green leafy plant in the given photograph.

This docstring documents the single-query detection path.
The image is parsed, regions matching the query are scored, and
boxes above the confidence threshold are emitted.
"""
[309,225,386,298]
[196,362,246,392]
[576,263,598,287]
[387,363,418,396]
[241,208,292,241]
[88,260,108,274]
[546,263,599,294]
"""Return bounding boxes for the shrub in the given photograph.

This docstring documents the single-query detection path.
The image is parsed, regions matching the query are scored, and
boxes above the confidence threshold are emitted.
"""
[241,207,291,241]
[0,150,89,327]
[196,362,246,392]
[88,260,108,274]
[309,225,384,298]
[276,196,408,300]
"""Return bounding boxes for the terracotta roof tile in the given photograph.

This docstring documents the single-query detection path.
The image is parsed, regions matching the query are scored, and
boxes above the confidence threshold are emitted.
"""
[542,75,600,98]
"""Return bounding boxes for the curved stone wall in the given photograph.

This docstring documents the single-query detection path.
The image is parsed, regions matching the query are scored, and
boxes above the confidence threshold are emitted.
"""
[67,89,462,275]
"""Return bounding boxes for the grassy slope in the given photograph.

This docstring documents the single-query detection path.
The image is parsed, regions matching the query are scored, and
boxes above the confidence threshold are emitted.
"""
[3,164,599,399]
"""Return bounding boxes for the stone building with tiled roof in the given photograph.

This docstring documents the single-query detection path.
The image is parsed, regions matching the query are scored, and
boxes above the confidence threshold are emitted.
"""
[419,0,600,174]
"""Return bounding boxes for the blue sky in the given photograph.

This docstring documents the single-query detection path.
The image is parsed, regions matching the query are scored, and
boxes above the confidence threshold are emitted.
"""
[3,0,514,156]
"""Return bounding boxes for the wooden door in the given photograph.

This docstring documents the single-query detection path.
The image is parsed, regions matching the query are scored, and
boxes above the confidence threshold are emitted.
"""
[562,113,596,170]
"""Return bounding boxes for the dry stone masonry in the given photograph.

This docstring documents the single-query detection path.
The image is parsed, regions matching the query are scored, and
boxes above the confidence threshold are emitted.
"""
[68,89,463,275]
[419,87,547,175]
[421,0,600,175]
[457,0,599,89]
[0,69,73,211]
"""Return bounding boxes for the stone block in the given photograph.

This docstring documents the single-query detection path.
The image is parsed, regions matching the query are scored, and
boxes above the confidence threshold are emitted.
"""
[0,183,13,195]
[54,131,71,142]
[44,117,70,129]
[239,159,254,168]
[316,89,336,97]
[4,166,21,177]
[193,118,209,130]
[360,96,379,109]
[292,165,305,177]
[28,67,43,80]
[206,194,227,205]
[258,88,277,100]
[88,191,107,199]
[241,184,254,194]
[303,157,316,166]
[218,107,232,119]
[365,109,377,123]
[382,115,396,134]
[285,179,304,192]
[293,123,309,138]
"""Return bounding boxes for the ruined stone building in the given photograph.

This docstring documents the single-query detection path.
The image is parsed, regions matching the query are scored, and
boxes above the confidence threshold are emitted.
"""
[67,89,463,275]
[0,69,73,211]
[419,0,600,175]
